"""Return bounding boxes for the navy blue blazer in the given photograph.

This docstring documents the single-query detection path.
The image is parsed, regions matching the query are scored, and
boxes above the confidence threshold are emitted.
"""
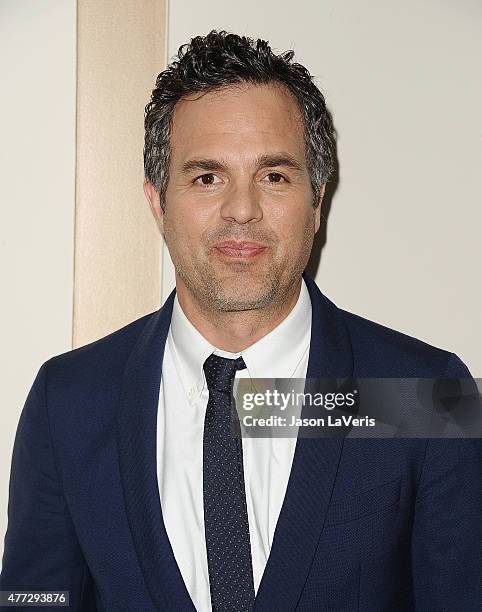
[1,271,481,611]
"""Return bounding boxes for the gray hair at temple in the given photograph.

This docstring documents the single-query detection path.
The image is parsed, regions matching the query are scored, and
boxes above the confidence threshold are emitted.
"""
[144,29,336,212]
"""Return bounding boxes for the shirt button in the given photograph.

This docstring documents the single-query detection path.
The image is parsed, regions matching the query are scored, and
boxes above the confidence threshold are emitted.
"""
[188,387,197,399]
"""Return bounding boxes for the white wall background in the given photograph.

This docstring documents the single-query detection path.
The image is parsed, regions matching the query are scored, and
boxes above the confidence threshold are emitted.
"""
[165,0,481,375]
[0,0,77,560]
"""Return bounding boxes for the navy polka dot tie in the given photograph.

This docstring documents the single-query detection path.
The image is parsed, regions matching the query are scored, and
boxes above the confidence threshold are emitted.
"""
[203,354,255,612]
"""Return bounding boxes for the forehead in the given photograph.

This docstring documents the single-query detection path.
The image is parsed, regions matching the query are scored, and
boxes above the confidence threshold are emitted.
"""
[169,82,306,164]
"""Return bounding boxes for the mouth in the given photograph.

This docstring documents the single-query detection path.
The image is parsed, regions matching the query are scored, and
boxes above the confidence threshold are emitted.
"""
[213,241,268,258]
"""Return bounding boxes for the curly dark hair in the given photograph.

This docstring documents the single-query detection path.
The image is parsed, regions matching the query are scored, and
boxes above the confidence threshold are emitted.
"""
[144,30,336,211]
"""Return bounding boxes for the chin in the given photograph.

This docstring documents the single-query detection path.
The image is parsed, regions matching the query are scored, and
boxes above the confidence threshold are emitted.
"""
[208,284,278,312]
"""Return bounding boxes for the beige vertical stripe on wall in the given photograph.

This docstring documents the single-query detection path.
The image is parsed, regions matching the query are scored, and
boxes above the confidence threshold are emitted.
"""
[74,0,166,348]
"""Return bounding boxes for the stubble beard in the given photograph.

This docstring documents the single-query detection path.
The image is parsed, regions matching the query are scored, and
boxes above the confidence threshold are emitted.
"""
[173,224,314,314]
[180,260,288,312]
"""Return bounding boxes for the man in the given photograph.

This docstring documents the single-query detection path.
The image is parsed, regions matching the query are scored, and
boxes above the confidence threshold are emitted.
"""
[1,30,481,611]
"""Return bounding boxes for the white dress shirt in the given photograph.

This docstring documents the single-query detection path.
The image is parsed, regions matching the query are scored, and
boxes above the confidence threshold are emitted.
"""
[156,278,312,611]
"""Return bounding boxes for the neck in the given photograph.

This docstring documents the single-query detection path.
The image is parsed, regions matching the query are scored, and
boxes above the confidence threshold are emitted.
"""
[175,278,302,353]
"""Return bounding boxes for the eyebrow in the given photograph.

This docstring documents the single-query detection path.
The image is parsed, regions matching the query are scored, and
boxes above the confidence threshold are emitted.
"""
[181,152,304,174]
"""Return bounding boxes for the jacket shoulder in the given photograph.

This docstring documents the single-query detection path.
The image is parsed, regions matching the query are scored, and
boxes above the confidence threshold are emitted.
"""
[44,309,158,383]
[338,307,469,377]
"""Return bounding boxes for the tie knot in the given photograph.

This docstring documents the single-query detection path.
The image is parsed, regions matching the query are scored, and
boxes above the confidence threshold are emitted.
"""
[203,353,247,394]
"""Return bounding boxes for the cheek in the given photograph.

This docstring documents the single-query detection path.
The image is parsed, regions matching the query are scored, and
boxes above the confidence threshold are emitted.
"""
[163,199,211,248]
[268,202,314,245]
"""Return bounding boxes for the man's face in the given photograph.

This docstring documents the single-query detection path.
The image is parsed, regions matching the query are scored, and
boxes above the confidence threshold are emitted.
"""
[146,82,324,312]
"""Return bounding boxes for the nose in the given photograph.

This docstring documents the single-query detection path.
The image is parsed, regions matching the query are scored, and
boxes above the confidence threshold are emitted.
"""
[219,181,263,225]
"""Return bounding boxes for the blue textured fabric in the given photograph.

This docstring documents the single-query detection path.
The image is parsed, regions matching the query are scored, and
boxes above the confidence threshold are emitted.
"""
[1,271,481,611]
[203,354,255,612]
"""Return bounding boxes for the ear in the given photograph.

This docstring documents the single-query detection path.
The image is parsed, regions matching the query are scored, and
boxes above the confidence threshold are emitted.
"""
[143,179,164,235]
[314,183,326,234]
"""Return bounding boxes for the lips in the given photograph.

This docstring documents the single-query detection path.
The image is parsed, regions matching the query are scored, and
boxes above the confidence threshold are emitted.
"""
[214,241,267,258]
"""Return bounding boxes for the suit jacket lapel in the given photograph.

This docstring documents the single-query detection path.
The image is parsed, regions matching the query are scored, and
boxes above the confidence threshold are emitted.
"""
[253,271,354,610]
[117,289,196,611]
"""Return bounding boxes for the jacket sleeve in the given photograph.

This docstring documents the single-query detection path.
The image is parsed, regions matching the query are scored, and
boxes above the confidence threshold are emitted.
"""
[411,353,482,610]
[0,361,97,610]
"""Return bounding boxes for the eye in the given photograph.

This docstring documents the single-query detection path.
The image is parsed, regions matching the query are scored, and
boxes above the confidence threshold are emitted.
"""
[194,173,222,187]
[263,172,287,184]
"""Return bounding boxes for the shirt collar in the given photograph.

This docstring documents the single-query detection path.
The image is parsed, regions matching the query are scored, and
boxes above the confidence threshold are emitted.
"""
[169,277,312,403]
